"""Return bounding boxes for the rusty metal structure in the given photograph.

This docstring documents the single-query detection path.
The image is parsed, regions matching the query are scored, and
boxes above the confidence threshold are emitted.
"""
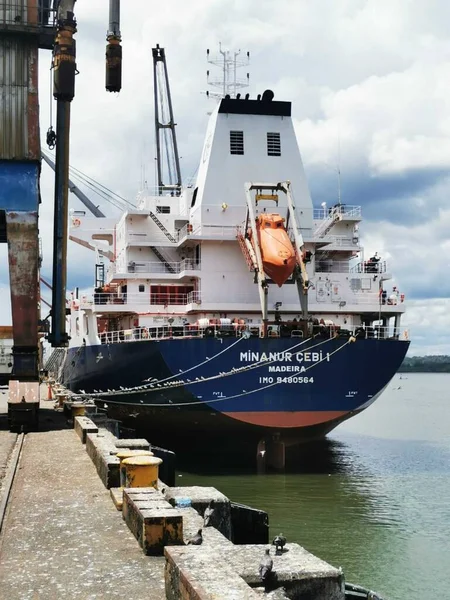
[0,0,57,428]
[0,0,122,429]
[48,0,77,347]
[106,0,122,92]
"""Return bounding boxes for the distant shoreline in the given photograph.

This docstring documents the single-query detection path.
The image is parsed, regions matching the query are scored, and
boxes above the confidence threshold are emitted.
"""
[399,356,450,373]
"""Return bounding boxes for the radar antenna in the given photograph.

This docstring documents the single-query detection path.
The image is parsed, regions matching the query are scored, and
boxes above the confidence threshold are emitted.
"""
[205,43,250,99]
[152,45,182,194]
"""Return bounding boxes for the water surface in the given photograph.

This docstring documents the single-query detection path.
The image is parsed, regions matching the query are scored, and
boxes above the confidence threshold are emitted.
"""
[178,374,450,600]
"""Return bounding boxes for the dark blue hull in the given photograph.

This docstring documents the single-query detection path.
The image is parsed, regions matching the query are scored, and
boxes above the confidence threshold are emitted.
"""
[62,335,409,450]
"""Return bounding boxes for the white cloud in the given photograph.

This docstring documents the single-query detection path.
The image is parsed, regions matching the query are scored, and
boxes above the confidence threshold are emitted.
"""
[402,299,450,355]
[2,0,450,354]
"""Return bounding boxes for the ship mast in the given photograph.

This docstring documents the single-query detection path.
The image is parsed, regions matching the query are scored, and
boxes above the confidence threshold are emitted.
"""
[206,43,250,99]
[152,45,182,195]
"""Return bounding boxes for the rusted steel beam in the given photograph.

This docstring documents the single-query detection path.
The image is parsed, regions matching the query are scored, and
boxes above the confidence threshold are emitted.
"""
[48,6,77,346]
[5,210,39,378]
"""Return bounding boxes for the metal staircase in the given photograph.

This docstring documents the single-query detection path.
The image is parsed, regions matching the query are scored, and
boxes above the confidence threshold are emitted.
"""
[150,246,176,273]
[44,347,67,381]
[314,206,342,238]
[148,211,178,244]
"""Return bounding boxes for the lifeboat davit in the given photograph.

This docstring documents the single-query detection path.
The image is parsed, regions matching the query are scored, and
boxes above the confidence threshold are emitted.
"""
[250,213,296,287]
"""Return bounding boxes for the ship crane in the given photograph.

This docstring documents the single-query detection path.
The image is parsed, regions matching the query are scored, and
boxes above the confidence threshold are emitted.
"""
[243,181,310,337]
[152,45,182,195]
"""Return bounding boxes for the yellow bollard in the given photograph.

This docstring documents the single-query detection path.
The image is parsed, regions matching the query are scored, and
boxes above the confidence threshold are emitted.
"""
[116,450,154,487]
[122,455,163,488]
[71,403,86,418]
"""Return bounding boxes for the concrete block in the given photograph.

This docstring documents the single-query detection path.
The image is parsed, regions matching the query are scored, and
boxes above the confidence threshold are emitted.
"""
[165,546,260,600]
[166,486,232,540]
[85,432,120,488]
[123,488,184,555]
[165,542,345,600]
[74,416,98,444]
[223,544,344,598]
[110,487,123,511]
[115,438,150,450]
[230,501,269,545]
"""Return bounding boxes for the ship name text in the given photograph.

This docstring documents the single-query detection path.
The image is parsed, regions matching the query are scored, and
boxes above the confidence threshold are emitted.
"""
[239,351,330,364]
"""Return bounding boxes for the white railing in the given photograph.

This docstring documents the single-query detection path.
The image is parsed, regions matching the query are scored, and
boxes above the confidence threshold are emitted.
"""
[187,291,202,304]
[354,326,409,341]
[316,260,389,274]
[323,235,358,246]
[95,323,409,345]
[314,205,342,238]
[316,260,353,274]
[82,291,203,308]
[313,205,362,220]
[126,223,238,245]
[350,293,405,305]
[82,289,405,309]
[110,259,200,275]
[179,223,238,240]
[350,260,388,274]
[127,231,177,245]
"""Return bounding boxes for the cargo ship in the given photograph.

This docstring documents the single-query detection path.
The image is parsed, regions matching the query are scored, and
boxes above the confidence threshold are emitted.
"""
[55,48,409,459]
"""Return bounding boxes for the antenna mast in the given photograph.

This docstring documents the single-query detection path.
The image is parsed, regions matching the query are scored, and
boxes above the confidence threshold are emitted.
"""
[152,45,182,194]
[206,43,250,99]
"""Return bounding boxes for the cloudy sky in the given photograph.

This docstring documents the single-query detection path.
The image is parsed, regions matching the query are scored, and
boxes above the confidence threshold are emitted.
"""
[1,0,449,354]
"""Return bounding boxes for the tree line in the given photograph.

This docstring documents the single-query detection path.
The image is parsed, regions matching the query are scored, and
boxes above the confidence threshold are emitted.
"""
[399,355,450,373]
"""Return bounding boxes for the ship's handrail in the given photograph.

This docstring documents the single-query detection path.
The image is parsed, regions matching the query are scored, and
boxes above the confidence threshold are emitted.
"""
[81,289,405,308]
[321,235,358,246]
[84,290,202,307]
[109,259,201,275]
[316,260,388,274]
[0,3,57,28]
[350,260,388,274]
[95,324,409,345]
[313,205,362,220]
[179,223,238,240]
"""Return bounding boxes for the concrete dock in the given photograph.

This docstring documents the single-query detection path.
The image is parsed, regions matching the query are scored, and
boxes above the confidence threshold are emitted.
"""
[0,388,349,600]
[0,389,165,600]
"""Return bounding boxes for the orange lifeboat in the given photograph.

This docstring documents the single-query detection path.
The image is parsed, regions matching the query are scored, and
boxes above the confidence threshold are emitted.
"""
[250,213,296,287]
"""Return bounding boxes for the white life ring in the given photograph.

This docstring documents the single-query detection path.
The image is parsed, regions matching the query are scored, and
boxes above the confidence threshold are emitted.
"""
[72,217,81,228]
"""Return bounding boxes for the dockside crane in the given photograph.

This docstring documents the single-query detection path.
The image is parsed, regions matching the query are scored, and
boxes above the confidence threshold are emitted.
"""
[0,0,122,430]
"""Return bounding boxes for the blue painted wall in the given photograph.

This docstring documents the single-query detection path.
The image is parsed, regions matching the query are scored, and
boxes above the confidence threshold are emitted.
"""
[0,161,40,211]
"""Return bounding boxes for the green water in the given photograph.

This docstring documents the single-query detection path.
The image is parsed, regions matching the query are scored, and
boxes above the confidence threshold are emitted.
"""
[178,374,450,600]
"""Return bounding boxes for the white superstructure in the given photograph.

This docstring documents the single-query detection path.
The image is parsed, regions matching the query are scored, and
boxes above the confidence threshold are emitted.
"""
[68,90,406,345]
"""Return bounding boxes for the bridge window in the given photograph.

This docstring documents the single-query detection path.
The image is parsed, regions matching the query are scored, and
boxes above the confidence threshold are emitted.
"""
[156,206,170,214]
[139,284,145,292]
[230,131,244,155]
[267,132,281,156]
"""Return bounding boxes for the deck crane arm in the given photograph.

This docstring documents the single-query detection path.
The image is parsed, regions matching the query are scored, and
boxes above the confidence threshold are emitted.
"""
[42,154,106,218]
[283,181,309,320]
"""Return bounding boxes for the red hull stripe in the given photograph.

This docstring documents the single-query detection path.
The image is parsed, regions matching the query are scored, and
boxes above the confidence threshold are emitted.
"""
[223,410,348,428]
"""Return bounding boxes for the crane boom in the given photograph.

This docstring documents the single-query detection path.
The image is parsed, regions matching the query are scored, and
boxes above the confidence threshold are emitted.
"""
[152,45,182,193]
[42,154,106,218]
